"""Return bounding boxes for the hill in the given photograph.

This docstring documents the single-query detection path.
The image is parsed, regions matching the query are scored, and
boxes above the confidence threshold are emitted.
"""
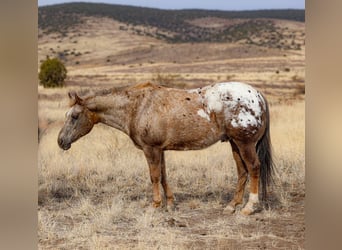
[38,2,305,104]
[39,2,304,48]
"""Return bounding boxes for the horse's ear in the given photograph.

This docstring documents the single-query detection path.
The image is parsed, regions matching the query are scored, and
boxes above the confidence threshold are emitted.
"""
[75,94,83,104]
[68,91,74,100]
[68,91,83,105]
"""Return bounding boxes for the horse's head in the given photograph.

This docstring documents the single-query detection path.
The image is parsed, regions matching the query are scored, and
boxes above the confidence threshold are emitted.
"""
[58,92,98,150]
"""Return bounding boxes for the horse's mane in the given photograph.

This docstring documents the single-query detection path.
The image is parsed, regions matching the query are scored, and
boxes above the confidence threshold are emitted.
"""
[79,82,158,99]
[70,82,159,108]
[127,82,157,90]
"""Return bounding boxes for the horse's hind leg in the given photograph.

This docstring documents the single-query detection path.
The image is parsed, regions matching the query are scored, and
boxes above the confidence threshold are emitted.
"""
[223,141,248,214]
[236,142,261,215]
[160,151,175,210]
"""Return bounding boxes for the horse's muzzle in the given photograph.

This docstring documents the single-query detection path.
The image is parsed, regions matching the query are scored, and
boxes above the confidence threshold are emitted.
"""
[58,137,71,150]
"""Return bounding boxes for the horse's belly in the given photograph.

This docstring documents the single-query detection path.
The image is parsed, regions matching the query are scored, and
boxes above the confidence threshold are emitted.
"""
[164,140,217,151]
[162,126,221,150]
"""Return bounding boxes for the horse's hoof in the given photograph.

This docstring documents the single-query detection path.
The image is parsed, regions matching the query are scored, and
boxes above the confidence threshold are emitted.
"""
[223,205,235,215]
[240,207,254,216]
[152,200,162,208]
[166,202,175,212]
[241,202,261,215]
[166,204,175,212]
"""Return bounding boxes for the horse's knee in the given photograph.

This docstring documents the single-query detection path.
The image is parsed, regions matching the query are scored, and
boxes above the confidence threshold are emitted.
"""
[150,175,160,184]
[244,156,260,175]
[149,166,161,183]
[249,165,260,176]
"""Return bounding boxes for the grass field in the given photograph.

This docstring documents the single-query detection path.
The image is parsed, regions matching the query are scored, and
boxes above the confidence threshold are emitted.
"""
[38,10,305,249]
[38,93,304,249]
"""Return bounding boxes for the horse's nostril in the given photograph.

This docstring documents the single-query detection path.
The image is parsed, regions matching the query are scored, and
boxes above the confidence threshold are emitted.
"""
[58,137,71,150]
[58,137,67,148]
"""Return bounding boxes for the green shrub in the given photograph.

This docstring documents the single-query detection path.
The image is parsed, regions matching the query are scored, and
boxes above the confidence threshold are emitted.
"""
[39,56,67,88]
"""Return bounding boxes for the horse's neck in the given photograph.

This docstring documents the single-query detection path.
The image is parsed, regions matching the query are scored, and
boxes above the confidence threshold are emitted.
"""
[85,92,133,134]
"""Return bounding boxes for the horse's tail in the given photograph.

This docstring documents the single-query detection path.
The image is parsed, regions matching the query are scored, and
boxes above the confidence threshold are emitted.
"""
[257,96,275,201]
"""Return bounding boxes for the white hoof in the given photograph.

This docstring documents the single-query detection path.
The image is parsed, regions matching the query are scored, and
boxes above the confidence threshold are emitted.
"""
[241,207,254,216]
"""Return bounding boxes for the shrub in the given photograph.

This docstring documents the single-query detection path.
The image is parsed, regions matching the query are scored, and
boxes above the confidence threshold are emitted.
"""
[39,56,67,88]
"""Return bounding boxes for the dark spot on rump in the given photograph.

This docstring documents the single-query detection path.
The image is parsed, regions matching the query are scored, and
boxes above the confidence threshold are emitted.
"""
[237,98,240,101]
[220,134,229,142]
[252,100,254,103]
[248,90,251,93]
[198,91,202,94]
[143,127,149,136]
[185,97,191,101]
[183,114,186,117]
[226,96,230,100]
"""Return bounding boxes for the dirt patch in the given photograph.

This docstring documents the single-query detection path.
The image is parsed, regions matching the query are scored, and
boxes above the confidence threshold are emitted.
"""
[38,183,304,249]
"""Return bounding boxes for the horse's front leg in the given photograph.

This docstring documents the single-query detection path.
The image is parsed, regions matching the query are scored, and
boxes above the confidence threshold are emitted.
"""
[143,147,163,208]
[160,151,175,210]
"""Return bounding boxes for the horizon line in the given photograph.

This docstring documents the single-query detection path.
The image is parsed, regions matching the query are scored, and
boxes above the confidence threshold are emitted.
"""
[38,2,305,11]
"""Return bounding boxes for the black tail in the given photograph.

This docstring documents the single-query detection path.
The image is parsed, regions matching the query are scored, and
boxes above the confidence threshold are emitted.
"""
[257,97,275,201]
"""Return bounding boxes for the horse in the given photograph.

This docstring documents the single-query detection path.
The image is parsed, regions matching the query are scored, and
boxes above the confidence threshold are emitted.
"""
[58,82,274,215]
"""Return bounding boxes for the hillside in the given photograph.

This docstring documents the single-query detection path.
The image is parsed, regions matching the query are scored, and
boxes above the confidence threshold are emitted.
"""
[38,3,305,104]
[39,3,304,48]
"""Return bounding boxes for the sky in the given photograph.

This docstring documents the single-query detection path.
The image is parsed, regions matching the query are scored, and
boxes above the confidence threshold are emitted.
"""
[38,0,305,10]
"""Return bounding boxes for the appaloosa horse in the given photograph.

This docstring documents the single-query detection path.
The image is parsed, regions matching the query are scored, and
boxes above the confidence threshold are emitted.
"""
[58,82,274,215]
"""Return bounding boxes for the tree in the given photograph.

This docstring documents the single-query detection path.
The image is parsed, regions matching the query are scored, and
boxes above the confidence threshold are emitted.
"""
[39,56,67,88]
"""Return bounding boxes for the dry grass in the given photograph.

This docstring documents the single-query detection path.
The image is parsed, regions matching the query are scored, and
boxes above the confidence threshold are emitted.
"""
[38,97,304,249]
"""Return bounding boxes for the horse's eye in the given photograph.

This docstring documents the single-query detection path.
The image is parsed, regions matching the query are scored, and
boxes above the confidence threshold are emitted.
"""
[71,113,79,120]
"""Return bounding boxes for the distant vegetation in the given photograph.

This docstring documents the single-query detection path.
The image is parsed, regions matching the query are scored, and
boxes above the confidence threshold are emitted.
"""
[39,56,67,88]
[39,3,304,48]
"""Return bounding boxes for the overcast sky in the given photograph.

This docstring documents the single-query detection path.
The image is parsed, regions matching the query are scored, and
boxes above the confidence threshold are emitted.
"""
[38,0,305,10]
